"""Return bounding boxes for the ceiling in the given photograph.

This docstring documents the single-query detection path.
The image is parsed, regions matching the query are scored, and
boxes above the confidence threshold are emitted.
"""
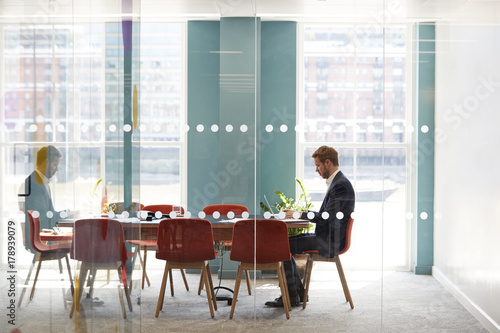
[0,0,499,24]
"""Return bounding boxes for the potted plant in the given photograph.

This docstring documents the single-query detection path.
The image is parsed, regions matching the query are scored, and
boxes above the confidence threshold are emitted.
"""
[260,178,315,235]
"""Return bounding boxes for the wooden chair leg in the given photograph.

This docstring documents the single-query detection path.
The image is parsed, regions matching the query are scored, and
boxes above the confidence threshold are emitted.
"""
[142,249,151,288]
[117,270,127,319]
[169,269,175,296]
[180,269,189,291]
[277,262,290,319]
[155,263,170,317]
[302,255,313,309]
[229,264,244,319]
[19,254,37,306]
[70,266,88,318]
[335,256,354,309]
[65,255,75,296]
[197,270,204,295]
[120,266,133,312]
[244,270,252,295]
[202,262,215,318]
[29,259,43,300]
[205,263,217,311]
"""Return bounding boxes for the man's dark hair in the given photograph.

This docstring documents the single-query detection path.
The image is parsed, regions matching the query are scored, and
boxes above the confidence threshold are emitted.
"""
[311,145,339,166]
[36,145,61,167]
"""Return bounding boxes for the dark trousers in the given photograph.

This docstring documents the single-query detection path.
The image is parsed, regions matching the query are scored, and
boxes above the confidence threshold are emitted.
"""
[284,233,329,297]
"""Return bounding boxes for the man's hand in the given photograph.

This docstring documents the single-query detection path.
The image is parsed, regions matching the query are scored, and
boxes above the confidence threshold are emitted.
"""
[283,209,297,219]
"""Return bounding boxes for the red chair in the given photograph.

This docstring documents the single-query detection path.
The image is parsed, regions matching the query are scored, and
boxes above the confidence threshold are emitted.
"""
[155,218,217,318]
[200,204,252,296]
[19,210,74,306]
[69,218,133,318]
[301,218,355,309]
[229,219,292,319]
[127,204,189,292]
[202,204,249,216]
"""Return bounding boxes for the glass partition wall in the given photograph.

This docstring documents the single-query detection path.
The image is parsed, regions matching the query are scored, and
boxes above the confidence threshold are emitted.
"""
[6,0,498,332]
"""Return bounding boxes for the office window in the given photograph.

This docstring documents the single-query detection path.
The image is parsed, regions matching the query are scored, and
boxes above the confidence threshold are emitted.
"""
[299,24,411,269]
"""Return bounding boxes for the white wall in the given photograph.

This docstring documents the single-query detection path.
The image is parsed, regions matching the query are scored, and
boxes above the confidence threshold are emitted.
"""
[434,23,500,331]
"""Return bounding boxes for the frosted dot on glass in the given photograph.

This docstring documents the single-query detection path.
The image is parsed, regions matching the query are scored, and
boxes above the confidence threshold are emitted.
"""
[421,125,429,133]
[307,212,314,219]
[280,124,288,132]
[155,211,162,219]
[140,211,148,219]
[263,211,271,219]
[15,125,22,132]
[196,124,204,132]
[336,212,344,219]
[29,124,37,132]
[322,212,330,220]
[211,124,219,132]
[293,211,301,219]
[96,124,103,132]
[407,125,414,133]
[392,125,400,133]
[242,211,250,219]
[46,211,54,218]
[240,124,248,133]
[350,212,357,219]
[225,124,233,132]
[139,124,147,132]
[32,211,40,218]
[227,211,235,219]
[169,211,176,218]
[184,211,192,218]
[45,124,52,132]
[60,211,68,218]
[57,124,65,132]
[35,115,45,123]
[278,211,286,219]
[109,124,117,132]
[405,212,413,219]
[108,211,115,219]
[213,211,220,219]
[367,125,375,133]
[265,124,273,132]
[184,124,190,132]
[420,212,428,220]
[122,211,129,218]
[123,124,132,132]
[153,124,161,132]
[81,124,88,132]
[198,211,206,219]
[324,125,332,132]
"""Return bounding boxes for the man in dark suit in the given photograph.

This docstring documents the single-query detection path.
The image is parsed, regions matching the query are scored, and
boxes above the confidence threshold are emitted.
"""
[265,145,355,307]
[20,145,63,251]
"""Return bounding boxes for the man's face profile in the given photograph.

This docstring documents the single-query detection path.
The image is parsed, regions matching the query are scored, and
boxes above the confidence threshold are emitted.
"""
[46,157,60,179]
[314,156,330,179]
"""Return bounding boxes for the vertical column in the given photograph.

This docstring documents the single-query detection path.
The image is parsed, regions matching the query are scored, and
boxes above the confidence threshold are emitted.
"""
[187,21,221,212]
[219,17,260,211]
[260,21,297,208]
[414,23,435,275]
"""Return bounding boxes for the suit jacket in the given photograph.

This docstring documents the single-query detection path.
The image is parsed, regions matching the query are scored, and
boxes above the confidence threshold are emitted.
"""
[22,171,59,251]
[302,170,355,258]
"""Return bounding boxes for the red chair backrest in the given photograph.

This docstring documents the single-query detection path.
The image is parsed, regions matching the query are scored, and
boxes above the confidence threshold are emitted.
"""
[142,204,185,215]
[156,218,216,262]
[337,218,354,256]
[229,219,291,264]
[70,219,127,263]
[203,204,248,216]
[27,210,50,253]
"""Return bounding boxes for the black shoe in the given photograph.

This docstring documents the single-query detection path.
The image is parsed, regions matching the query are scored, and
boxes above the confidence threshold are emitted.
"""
[265,295,300,307]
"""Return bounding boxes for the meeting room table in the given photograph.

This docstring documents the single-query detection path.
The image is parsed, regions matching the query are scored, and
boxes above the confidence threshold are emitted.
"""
[57,216,310,241]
